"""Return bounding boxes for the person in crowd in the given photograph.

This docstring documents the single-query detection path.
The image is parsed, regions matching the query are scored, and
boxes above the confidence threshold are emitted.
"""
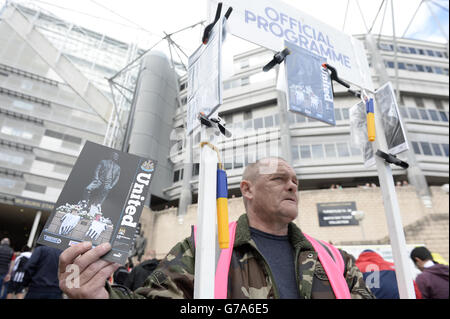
[58,157,375,299]
[23,245,63,299]
[123,251,160,291]
[410,246,449,299]
[356,249,422,299]
[0,238,14,299]
[6,245,32,299]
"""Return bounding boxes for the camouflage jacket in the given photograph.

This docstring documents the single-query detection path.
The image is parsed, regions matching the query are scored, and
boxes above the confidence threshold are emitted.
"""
[108,214,375,299]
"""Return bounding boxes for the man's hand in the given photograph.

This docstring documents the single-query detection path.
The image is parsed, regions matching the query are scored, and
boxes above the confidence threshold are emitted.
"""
[58,242,120,299]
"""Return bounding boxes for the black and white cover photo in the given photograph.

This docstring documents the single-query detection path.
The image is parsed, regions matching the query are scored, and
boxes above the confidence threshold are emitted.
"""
[37,141,156,264]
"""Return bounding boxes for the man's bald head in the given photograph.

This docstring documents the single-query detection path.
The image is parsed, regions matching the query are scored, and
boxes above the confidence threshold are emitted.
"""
[242,157,288,183]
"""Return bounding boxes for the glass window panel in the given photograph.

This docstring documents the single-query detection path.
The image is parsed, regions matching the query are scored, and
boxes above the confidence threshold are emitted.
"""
[334,109,342,121]
[412,141,421,154]
[442,144,449,157]
[264,115,274,128]
[234,154,244,169]
[428,110,440,121]
[398,62,406,70]
[420,142,432,155]
[416,64,425,72]
[274,114,279,126]
[439,111,448,122]
[425,66,433,73]
[291,145,299,160]
[342,108,349,120]
[337,143,350,157]
[324,144,337,158]
[311,144,324,158]
[419,109,429,120]
[254,118,263,130]
[300,145,311,159]
[350,146,362,156]
[431,143,443,156]
[244,119,253,129]
[399,107,409,118]
[408,107,420,119]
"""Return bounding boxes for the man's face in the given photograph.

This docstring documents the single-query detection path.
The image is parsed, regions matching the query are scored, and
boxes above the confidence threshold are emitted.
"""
[248,159,299,224]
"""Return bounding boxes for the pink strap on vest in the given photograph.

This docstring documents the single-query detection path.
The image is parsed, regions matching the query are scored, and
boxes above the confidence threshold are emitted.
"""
[193,221,237,299]
[302,233,351,299]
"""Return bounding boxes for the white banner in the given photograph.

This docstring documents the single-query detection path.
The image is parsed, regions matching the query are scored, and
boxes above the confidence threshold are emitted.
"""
[209,0,374,91]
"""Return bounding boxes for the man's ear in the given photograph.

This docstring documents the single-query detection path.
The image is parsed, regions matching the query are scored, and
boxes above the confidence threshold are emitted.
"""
[240,180,253,201]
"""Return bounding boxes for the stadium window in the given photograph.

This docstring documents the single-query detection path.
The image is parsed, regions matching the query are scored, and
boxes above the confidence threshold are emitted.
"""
[428,109,440,121]
[341,108,349,120]
[408,107,419,120]
[425,66,433,73]
[254,117,263,130]
[311,144,324,159]
[25,183,46,194]
[264,115,274,128]
[431,143,443,156]
[418,49,425,55]
[399,46,409,53]
[336,143,350,157]
[397,62,406,70]
[415,64,425,72]
[406,64,416,71]
[414,97,424,108]
[442,144,449,157]
[274,114,280,126]
[411,141,421,154]
[435,51,443,58]
[387,61,395,68]
[192,163,200,176]
[300,145,311,159]
[420,142,432,156]
[234,153,244,169]
[334,109,342,121]
[439,111,448,122]
[173,170,180,183]
[433,67,444,75]
[292,145,299,160]
[418,109,429,120]
[434,98,444,109]
[426,50,435,57]
[399,106,409,118]
[408,47,417,54]
[324,143,337,158]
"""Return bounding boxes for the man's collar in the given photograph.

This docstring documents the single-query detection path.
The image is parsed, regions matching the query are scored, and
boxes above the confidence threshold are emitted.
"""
[234,214,314,251]
[424,260,435,268]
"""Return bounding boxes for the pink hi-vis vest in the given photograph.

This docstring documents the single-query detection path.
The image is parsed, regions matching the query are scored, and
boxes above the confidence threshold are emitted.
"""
[194,222,351,299]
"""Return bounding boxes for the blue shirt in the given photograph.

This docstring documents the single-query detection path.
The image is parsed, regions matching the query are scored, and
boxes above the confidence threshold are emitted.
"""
[250,227,300,299]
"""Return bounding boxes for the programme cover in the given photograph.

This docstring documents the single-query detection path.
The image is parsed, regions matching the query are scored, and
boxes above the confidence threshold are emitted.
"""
[284,40,336,126]
[36,141,156,265]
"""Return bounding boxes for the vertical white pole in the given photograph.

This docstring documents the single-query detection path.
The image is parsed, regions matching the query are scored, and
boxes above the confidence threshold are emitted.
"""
[27,210,41,248]
[372,99,416,299]
[193,126,218,299]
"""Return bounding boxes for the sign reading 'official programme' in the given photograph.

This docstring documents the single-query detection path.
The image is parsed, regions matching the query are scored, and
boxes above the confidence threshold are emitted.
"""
[208,0,373,90]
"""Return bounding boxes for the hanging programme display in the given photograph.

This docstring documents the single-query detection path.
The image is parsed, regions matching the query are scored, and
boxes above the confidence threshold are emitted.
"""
[285,40,336,125]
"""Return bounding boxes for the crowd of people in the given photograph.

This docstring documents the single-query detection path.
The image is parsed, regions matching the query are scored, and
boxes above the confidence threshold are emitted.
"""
[0,158,448,300]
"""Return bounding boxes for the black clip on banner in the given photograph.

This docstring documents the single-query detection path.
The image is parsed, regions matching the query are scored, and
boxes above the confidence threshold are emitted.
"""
[376,150,409,169]
[198,112,232,138]
[322,63,361,98]
[262,48,291,72]
[202,2,233,45]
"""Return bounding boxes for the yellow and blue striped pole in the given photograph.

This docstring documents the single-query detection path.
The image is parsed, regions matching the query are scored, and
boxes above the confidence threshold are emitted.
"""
[216,168,230,249]
[366,97,376,142]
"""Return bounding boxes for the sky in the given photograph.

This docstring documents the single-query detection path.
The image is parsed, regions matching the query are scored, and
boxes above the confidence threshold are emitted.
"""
[0,0,448,66]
